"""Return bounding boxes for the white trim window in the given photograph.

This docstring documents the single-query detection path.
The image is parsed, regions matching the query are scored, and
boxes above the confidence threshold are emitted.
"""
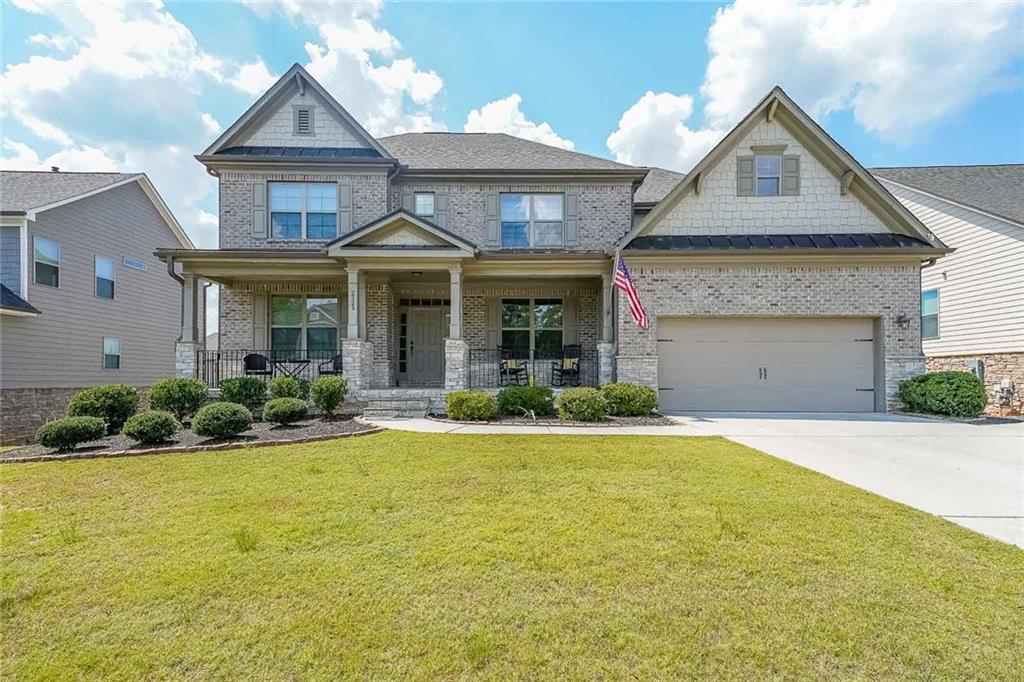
[500,194,564,248]
[500,298,563,359]
[270,295,340,356]
[269,182,338,240]
[755,155,782,196]
[921,289,939,339]
[33,236,60,287]
[95,256,115,299]
[103,337,121,369]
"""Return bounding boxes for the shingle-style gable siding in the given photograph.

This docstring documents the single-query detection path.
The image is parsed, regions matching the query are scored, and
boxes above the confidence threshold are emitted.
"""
[239,90,371,149]
[0,226,21,295]
[647,119,889,236]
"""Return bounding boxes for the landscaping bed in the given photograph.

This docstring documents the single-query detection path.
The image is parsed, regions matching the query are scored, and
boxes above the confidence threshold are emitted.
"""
[428,413,676,427]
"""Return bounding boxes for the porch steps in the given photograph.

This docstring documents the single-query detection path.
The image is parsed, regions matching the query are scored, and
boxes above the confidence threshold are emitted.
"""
[359,388,446,419]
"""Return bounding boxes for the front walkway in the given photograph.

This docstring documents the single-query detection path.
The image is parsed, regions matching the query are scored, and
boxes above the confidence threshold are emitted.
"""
[362,417,689,436]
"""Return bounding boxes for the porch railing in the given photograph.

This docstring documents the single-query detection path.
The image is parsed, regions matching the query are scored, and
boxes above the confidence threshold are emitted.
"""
[467,348,598,389]
[197,349,341,389]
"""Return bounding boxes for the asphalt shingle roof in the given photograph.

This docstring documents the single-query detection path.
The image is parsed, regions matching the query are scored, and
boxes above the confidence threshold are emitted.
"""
[625,233,934,251]
[634,167,686,205]
[0,171,135,213]
[871,164,1024,226]
[0,284,40,315]
[378,132,639,172]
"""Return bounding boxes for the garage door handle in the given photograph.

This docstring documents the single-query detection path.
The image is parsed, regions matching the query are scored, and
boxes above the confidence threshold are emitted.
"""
[659,387,674,391]
[855,388,874,392]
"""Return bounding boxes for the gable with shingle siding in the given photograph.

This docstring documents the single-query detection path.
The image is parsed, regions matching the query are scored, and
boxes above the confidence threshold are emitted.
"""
[240,90,371,149]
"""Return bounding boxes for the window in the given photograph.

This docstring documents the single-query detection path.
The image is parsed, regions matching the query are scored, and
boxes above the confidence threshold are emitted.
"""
[294,106,313,135]
[33,237,59,287]
[103,337,121,369]
[95,256,115,299]
[270,183,337,240]
[921,289,939,339]
[755,155,781,196]
[270,295,340,356]
[414,192,435,218]
[501,298,563,359]
[123,257,146,271]
[500,194,563,247]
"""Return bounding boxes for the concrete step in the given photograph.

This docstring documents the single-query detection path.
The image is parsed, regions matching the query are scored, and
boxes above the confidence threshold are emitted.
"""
[363,398,431,419]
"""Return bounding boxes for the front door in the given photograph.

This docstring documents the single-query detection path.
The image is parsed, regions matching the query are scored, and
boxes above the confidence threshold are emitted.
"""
[407,308,444,385]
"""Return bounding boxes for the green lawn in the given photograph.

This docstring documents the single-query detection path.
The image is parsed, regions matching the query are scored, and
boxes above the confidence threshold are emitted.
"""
[2,432,1021,680]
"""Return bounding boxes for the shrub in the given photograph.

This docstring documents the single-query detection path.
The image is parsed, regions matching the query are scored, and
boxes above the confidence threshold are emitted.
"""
[898,371,987,418]
[219,377,267,410]
[310,376,347,417]
[446,390,497,421]
[268,376,310,400]
[192,402,253,439]
[123,410,180,444]
[555,387,608,422]
[36,416,106,451]
[600,383,658,416]
[262,397,309,426]
[497,386,555,417]
[148,377,208,422]
[67,384,139,434]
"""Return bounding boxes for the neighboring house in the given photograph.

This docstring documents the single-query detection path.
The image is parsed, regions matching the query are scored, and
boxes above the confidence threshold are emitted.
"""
[872,165,1024,413]
[0,171,197,442]
[159,64,946,415]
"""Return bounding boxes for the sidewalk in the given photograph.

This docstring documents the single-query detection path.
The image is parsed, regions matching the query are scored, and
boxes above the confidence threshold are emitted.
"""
[361,417,691,436]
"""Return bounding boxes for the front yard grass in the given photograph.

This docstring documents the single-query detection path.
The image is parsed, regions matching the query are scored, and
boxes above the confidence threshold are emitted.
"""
[2,432,1021,679]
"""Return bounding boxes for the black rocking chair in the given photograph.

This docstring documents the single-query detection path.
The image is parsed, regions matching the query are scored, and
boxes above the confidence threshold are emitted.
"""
[243,353,273,377]
[551,344,582,387]
[498,348,529,387]
[318,353,344,376]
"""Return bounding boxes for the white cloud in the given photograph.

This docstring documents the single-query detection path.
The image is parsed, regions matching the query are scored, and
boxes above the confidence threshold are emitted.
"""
[228,59,278,96]
[464,94,575,150]
[606,91,723,171]
[192,210,219,249]
[201,112,222,136]
[28,33,76,51]
[1,139,119,172]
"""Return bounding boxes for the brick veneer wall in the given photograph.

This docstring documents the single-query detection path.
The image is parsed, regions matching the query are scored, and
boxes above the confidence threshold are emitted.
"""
[0,387,153,445]
[615,263,924,409]
[926,352,1024,414]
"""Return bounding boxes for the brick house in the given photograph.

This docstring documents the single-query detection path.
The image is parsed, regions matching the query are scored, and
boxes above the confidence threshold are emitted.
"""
[160,64,947,415]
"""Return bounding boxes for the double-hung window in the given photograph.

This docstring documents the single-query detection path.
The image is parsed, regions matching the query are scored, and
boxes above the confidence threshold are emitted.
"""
[500,194,563,248]
[103,337,121,369]
[500,298,564,359]
[270,295,340,357]
[34,237,60,287]
[95,256,115,299]
[755,155,782,196]
[270,183,338,240]
[921,289,939,339]
[414,192,435,218]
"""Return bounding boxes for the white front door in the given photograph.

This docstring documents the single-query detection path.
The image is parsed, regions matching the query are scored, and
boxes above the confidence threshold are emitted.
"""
[407,308,444,385]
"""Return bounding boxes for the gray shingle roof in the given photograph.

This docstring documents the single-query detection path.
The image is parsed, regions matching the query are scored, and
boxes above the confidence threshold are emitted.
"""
[635,167,686,205]
[0,283,40,315]
[871,164,1024,226]
[1,171,135,213]
[378,132,640,172]
[625,233,936,252]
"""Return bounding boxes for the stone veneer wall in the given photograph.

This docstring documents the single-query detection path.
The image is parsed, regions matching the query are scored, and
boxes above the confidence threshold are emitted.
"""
[615,263,924,410]
[926,352,1024,414]
[0,387,153,445]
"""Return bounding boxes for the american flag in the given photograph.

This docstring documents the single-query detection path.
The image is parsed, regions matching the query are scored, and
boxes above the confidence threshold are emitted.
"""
[614,255,649,329]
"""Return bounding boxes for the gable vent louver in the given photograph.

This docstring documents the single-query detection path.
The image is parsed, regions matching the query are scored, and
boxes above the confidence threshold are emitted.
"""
[295,106,313,135]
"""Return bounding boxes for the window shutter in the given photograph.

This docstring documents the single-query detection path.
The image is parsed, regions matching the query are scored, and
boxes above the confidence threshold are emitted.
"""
[252,292,268,348]
[485,298,501,348]
[485,192,499,247]
[435,192,449,229]
[782,155,800,195]
[563,297,578,344]
[337,182,353,233]
[564,192,579,246]
[252,180,267,238]
[401,191,414,213]
[736,156,755,196]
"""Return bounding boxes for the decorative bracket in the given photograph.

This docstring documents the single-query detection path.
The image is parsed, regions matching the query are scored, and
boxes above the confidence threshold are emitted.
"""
[766,99,779,122]
[840,170,855,196]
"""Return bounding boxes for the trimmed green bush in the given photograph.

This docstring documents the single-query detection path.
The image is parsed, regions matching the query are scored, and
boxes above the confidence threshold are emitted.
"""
[36,416,106,451]
[219,377,267,410]
[123,410,180,445]
[556,387,608,422]
[497,386,555,417]
[192,402,253,439]
[310,376,347,417]
[600,383,658,416]
[262,397,309,426]
[898,371,987,418]
[446,390,497,421]
[67,384,139,434]
[268,377,310,400]
[148,377,208,422]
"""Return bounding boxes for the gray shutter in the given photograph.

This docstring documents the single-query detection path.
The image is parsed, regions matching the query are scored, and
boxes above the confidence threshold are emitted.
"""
[435,192,449,229]
[564,192,579,247]
[485,192,499,247]
[252,181,268,238]
[563,297,578,344]
[337,182,353,233]
[485,298,501,348]
[782,155,800,195]
[252,292,268,349]
[401,191,414,213]
[736,156,755,196]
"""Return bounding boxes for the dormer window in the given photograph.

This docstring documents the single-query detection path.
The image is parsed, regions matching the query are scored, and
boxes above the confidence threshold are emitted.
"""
[293,105,314,135]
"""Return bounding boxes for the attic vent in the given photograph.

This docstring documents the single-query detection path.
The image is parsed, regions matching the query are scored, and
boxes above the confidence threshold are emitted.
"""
[293,106,314,135]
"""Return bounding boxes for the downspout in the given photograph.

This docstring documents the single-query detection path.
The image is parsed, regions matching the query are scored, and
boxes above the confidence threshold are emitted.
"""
[166,256,184,342]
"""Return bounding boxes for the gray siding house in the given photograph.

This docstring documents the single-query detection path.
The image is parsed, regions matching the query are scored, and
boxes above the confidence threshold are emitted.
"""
[162,64,946,416]
[0,171,196,442]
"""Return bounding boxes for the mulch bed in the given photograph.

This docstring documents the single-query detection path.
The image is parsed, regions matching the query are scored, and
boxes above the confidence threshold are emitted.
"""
[1,417,381,463]
[427,414,677,427]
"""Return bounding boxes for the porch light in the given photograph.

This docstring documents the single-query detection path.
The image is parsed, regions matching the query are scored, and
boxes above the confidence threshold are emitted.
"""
[895,314,910,329]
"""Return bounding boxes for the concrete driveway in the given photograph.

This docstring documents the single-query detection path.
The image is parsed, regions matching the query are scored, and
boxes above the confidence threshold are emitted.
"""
[670,412,1024,548]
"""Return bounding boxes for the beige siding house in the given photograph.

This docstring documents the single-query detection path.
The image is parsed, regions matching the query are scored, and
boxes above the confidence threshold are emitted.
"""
[0,172,196,442]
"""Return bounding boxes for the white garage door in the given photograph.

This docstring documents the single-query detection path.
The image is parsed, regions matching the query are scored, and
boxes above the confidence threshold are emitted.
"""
[657,317,877,412]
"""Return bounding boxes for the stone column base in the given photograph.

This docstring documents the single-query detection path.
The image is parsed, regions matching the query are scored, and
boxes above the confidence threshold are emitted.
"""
[444,338,470,390]
[175,341,201,378]
[885,355,926,411]
[597,342,616,386]
[342,339,375,397]
[615,355,658,391]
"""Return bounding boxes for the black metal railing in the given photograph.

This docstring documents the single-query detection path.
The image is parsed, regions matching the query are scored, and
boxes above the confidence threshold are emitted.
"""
[467,348,598,389]
[197,349,343,389]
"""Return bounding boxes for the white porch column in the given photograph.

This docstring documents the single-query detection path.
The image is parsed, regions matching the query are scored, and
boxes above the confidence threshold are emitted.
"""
[181,274,198,343]
[347,267,361,339]
[448,266,463,339]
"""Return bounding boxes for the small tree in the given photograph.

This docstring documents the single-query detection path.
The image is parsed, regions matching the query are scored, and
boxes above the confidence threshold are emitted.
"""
[310,376,347,418]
